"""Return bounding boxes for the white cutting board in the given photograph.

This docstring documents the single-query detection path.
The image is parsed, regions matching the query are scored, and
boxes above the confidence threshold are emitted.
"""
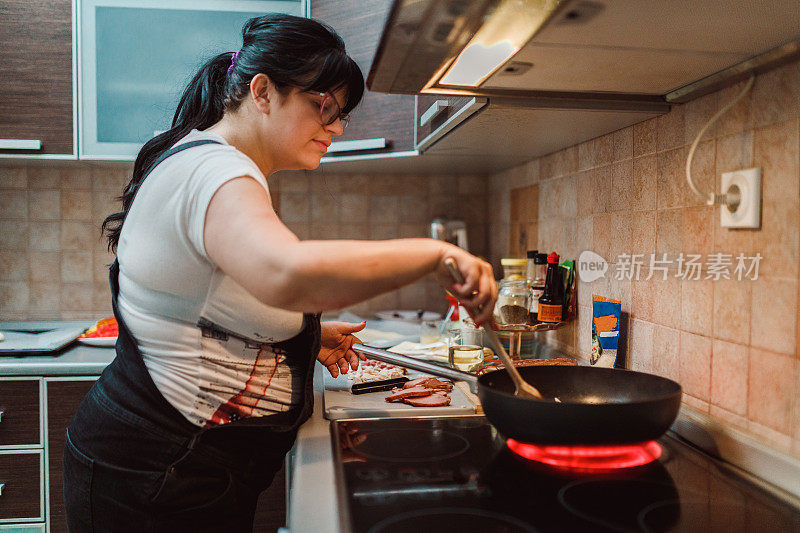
[322,370,477,420]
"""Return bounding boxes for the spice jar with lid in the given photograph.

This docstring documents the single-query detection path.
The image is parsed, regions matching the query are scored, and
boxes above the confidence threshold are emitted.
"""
[500,258,528,281]
[496,279,532,325]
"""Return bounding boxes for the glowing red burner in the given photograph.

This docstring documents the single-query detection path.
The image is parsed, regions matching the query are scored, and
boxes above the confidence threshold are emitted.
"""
[507,439,662,470]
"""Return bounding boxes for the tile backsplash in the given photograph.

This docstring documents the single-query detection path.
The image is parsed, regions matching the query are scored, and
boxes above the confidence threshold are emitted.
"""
[0,164,486,321]
[488,58,800,459]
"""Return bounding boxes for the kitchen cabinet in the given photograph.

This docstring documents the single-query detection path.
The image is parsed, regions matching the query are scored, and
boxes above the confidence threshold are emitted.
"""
[311,0,417,159]
[78,0,303,160]
[0,0,75,158]
[45,379,94,533]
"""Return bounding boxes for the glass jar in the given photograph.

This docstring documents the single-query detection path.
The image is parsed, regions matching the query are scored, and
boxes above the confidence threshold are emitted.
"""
[495,279,532,326]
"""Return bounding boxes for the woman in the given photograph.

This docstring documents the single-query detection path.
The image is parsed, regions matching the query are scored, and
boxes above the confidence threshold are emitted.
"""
[64,13,496,532]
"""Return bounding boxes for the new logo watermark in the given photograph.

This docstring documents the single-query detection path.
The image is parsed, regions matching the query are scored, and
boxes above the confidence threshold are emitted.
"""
[577,251,609,282]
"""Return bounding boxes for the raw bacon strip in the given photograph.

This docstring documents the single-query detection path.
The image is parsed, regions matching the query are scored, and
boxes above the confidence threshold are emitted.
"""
[401,377,454,391]
[385,386,434,402]
[403,393,451,407]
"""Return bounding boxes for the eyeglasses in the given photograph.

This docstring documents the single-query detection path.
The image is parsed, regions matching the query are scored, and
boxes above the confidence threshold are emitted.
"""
[314,91,350,129]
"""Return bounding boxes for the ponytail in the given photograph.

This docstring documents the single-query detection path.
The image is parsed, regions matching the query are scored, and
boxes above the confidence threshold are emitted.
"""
[102,13,364,252]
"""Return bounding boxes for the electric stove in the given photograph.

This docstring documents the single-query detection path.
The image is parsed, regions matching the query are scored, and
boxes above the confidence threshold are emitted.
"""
[331,416,800,533]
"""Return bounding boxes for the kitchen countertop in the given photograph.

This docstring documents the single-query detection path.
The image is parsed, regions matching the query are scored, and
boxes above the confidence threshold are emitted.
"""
[0,343,116,376]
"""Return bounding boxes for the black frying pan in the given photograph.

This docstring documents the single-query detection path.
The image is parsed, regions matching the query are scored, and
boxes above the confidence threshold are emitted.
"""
[352,343,682,445]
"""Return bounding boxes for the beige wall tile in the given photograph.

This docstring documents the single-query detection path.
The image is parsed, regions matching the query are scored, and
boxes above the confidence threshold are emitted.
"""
[337,193,369,224]
[0,190,28,219]
[747,420,792,453]
[28,189,60,220]
[59,169,90,190]
[61,191,92,221]
[750,61,800,128]
[593,165,614,214]
[0,221,28,250]
[609,212,632,261]
[651,276,682,328]
[29,282,60,312]
[592,213,613,262]
[655,209,682,260]
[630,211,656,257]
[750,277,797,355]
[630,155,657,212]
[748,348,794,435]
[0,168,27,189]
[369,224,397,241]
[93,251,114,283]
[629,318,654,372]
[683,395,710,413]
[0,252,28,281]
[633,118,657,157]
[710,405,749,430]
[711,340,748,416]
[681,279,713,336]
[713,279,751,345]
[27,168,60,189]
[61,251,92,283]
[60,222,95,250]
[309,222,341,240]
[611,160,633,212]
[754,119,800,204]
[657,104,686,152]
[652,324,680,381]
[91,168,129,191]
[0,282,29,312]
[758,199,799,279]
[60,283,94,312]
[428,175,458,195]
[91,190,118,226]
[577,139,596,171]
[684,91,719,145]
[612,127,634,161]
[310,193,338,224]
[595,134,614,168]
[715,131,753,177]
[631,278,654,322]
[681,206,713,255]
[715,79,753,137]
[279,193,310,223]
[278,172,310,193]
[680,332,712,400]
[29,221,60,251]
[29,251,60,282]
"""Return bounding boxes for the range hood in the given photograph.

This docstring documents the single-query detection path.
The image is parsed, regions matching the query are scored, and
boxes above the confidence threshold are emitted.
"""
[368,0,800,103]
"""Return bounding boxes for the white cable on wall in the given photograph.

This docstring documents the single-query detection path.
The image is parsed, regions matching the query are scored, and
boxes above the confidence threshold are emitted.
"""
[685,76,755,206]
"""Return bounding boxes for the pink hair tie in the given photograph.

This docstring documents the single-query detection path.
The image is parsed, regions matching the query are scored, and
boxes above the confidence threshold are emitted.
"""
[227,49,241,75]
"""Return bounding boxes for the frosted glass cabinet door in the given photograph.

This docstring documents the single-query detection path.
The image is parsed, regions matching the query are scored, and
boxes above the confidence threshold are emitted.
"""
[79,0,302,159]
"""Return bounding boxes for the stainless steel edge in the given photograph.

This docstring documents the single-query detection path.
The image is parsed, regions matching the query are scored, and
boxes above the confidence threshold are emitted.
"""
[667,38,800,103]
[416,97,487,152]
[352,343,478,390]
[672,404,800,507]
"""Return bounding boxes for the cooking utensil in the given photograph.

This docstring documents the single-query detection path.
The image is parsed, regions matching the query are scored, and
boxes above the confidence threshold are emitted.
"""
[351,343,682,444]
[443,258,543,400]
[350,376,409,395]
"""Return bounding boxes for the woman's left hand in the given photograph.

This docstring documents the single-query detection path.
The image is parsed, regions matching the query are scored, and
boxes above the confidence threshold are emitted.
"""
[318,321,368,378]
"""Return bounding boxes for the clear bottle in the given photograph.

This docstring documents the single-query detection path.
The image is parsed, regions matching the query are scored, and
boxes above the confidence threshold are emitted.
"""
[526,250,538,283]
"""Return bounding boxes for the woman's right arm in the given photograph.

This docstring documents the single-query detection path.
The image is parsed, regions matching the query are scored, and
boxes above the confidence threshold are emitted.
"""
[203,176,496,323]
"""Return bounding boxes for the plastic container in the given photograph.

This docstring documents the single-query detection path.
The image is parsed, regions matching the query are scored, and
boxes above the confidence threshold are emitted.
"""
[501,258,528,280]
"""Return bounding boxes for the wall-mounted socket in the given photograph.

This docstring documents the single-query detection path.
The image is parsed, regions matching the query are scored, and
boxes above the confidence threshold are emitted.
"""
[720,168,761,229]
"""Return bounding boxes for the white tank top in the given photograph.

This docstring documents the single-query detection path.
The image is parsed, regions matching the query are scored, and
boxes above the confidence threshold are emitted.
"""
[116,129,305,427]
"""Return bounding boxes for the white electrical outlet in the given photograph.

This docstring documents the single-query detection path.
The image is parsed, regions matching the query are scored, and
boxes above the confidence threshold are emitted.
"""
[720,168,761,229]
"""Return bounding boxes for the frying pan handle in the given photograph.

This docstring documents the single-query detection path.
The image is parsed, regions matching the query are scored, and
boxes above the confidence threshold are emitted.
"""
[352,343,479,392]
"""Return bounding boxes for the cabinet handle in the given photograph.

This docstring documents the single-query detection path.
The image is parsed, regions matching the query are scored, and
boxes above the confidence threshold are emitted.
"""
[0,410,4,422]
[0,483,4,496]
[327,138,387,153]
[419,100,450,127]
[0,139,42,150]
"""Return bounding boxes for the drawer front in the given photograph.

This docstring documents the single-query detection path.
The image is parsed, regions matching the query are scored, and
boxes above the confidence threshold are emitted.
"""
[0,452,43,521]
[0,381,41,447]
[0,524,46,532]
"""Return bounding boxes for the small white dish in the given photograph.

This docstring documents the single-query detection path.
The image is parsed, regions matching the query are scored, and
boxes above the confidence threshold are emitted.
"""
[77,336,117,347]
